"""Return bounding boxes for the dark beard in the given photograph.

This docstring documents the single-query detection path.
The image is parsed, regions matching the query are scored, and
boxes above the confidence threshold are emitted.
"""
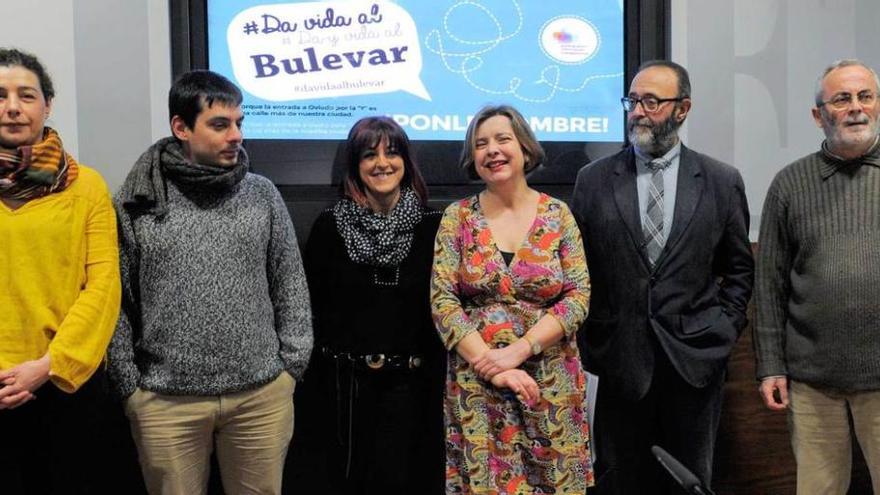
[628,111,682,156]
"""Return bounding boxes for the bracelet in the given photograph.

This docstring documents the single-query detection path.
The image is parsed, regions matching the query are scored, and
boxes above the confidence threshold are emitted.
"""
[522,333,542,355]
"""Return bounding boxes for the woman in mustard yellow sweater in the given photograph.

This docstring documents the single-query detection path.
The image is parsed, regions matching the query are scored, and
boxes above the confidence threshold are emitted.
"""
[0,48,121,494]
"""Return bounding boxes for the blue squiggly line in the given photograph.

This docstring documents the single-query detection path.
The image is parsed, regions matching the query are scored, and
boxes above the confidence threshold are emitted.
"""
[423,0,622,103]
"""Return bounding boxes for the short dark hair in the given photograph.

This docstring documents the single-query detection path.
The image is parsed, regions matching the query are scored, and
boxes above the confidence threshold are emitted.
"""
[168,70,243,129]
[341,116,428,207]
[460,104,545,180]
[0,47,55,101]
[637,59,691,98]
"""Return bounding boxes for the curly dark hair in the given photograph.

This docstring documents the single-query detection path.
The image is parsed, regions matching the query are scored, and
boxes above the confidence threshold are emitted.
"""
[0,47,55,100]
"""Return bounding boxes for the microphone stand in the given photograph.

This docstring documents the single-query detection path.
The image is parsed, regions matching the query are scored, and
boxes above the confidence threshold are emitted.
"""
[651,445,716,495]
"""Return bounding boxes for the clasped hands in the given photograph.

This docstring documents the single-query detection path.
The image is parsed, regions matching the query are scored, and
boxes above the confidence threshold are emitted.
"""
[0,354,51,410]
[473,339,539,405]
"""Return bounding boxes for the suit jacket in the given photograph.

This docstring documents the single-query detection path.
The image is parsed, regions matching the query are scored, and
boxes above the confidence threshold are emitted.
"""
[571,145,753,402]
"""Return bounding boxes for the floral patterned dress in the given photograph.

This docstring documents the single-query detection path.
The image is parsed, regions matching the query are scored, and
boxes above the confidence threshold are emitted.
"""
[431,193,594,494]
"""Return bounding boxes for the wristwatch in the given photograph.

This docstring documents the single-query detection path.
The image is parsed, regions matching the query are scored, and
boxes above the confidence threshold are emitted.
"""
[523,333,542,356]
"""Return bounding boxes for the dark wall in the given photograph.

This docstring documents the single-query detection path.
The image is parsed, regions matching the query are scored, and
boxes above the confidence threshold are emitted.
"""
[712,283,872,494]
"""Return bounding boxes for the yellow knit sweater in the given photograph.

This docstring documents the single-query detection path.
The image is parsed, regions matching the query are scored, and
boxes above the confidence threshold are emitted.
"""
[0,165,121,393]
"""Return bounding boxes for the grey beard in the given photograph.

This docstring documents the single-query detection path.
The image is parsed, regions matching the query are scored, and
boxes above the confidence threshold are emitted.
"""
[628,115,682,156]
[824,123,880,152]
[820,107,880,157]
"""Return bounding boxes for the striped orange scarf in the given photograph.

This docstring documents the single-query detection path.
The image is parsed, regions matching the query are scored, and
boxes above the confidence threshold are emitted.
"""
[0,127,79,200]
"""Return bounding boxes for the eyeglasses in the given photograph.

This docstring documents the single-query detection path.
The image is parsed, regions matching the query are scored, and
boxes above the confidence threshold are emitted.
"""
[817,91,877,110]
[621,95,687,113]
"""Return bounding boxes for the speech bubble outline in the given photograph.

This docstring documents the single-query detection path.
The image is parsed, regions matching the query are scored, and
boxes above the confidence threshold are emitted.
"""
[227,1,431,101]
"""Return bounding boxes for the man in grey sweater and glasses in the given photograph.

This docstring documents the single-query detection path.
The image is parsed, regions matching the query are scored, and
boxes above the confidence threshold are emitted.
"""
[107,70,313,495]
[755,59,880,495]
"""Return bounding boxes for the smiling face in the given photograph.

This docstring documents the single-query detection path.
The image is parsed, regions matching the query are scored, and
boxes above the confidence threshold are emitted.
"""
[0,65,51,148]
[473,115,526,184]
[172,100,243,167]
[813,64,880,158]
[358,137,405,211]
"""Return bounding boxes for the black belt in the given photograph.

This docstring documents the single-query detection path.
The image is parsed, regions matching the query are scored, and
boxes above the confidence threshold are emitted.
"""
[319,346,423,371]
[319,345,424,479]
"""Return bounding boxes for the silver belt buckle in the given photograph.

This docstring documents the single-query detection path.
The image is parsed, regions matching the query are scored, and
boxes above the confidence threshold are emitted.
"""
[365,354,385,369]
[408,356,422,369]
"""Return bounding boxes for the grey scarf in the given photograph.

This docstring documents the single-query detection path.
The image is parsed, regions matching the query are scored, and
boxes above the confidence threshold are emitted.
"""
[117,137,248,216]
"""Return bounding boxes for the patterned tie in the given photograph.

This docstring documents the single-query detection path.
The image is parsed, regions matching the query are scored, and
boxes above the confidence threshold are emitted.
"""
[644,158,670,266]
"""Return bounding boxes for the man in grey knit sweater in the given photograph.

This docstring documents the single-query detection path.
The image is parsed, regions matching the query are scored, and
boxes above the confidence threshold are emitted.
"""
[107,71,313,494]
[755,59,880,494]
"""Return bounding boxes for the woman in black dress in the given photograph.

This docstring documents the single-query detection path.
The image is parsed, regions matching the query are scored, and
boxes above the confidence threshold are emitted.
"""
[289,116,444,494]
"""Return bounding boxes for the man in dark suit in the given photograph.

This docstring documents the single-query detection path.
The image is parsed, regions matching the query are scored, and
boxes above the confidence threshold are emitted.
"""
[571,60,754,494]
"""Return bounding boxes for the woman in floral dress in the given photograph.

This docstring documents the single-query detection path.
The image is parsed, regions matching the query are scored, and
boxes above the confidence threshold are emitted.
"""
[431,104,594,494]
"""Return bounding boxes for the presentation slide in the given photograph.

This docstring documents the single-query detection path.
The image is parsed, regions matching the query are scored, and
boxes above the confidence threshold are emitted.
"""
[208,0,624,142]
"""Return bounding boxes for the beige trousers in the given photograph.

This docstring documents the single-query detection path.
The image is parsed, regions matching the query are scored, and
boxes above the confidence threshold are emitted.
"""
[125,372,296,495]
[788,380,880,495]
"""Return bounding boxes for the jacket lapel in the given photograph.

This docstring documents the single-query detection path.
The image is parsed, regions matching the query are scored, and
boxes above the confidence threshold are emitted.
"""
[655,145,703,268]
[612,147,651,269]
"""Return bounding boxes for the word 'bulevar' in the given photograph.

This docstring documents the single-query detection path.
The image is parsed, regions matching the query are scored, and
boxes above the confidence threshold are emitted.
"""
[251,46,409,78]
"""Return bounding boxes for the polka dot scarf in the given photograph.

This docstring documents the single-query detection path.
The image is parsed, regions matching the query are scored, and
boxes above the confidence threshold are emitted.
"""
[332,187,422,268]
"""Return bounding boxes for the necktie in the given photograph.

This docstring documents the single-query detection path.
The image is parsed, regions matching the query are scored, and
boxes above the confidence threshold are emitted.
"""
[644,158,670,266]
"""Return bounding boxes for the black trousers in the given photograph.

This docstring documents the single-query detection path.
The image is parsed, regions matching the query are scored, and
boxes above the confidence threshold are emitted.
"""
[0,370,135,495]
[286,358,445,495]
[590,349,725,495]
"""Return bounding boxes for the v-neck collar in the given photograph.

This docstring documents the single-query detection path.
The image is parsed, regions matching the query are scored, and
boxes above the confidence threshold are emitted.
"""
[0,193,57,214]
[473,192,547,271]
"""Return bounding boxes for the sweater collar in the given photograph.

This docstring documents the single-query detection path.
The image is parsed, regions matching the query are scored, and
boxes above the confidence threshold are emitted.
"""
[818,135,880,179]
